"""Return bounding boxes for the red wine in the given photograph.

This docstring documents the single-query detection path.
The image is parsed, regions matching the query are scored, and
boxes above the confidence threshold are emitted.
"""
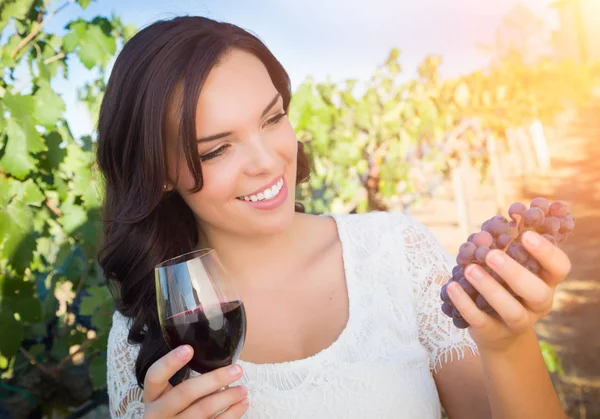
[163,300,246,374]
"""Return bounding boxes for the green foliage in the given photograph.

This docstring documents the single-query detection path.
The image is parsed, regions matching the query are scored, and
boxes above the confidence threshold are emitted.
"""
[0,0,134,415]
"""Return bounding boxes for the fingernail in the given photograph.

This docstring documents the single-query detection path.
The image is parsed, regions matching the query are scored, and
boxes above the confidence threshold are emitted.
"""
[240,386,248,396]
[228,364,242,376]
[487,250,504,266]
[242,398,250,407]
[524,231,540,248]
[467,265,483,281]
[177,345,191,358]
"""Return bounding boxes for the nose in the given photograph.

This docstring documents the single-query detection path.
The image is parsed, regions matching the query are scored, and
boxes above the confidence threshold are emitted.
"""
[243,133,279,177]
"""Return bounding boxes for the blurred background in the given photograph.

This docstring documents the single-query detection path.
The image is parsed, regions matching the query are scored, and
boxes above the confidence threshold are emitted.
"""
[0,0,598,417]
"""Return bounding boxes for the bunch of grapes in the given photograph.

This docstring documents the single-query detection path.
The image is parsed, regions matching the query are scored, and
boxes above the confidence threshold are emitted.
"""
[440,197,575,329]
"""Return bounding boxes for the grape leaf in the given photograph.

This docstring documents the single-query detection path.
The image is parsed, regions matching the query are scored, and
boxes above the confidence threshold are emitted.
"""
[77,0,92,10]
[34,80,66,127]
[20,179,45,207]
[0,118,37,179]
[0,308,23,358]
[80,286,111,316]
[0,0,35,33]
[77,24,117,69]
[89,356,106,390]
[60,200,87,234]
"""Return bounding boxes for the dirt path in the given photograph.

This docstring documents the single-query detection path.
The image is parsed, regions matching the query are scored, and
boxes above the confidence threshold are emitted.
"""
[412,99,600,418]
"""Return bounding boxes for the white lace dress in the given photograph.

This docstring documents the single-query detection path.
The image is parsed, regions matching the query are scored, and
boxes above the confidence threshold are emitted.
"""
[106,211,480,418]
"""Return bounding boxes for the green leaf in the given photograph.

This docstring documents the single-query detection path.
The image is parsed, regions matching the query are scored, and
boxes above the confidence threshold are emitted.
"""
[0,118,40,179]
[60,200,87,234]
[40,131,67,172]
[77,24,117,69]
[0,308,23,359]
[0,199,35,272]
[20,179,45,207]
[80,286,111,316]
[89,356,106,390]
[34,81,66,127]
[77,0,92,10]
[0,0,35,33]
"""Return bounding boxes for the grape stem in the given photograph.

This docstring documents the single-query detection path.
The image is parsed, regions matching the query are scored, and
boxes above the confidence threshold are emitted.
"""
[502,213,524,252]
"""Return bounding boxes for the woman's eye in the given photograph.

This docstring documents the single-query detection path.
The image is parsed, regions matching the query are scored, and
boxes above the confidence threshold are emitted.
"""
[264,112,287,127]
[200,144,230,162]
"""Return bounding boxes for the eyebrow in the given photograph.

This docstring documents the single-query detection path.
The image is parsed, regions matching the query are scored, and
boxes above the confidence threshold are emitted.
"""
[196,93,282,143]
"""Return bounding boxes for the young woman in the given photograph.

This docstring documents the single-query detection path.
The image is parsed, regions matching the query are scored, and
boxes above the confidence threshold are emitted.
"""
[98,16,570,419]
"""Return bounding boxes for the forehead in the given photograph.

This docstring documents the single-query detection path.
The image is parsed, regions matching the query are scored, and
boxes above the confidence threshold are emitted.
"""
[196,49,279,127]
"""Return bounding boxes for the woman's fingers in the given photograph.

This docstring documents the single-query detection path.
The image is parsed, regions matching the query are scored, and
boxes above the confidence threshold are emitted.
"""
[521,231,572,286]
[464,264,532,332]
[215,398,251,418]
[447,281,495,329]
[143,345,194,403]
[484,249,554,315]
[158,365,244,415]
[176,385,249,419]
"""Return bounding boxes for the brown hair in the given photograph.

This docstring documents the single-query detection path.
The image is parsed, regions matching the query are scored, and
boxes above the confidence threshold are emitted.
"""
[96,15,310,387]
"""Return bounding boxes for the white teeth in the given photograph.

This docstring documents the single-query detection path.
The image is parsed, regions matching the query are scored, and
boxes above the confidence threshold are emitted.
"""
[240,177,284,202]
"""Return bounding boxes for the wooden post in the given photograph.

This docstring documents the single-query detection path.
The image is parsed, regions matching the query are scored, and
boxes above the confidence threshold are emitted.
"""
[486,133,507,214]
[451,157,471,238]
[528,119,551,173]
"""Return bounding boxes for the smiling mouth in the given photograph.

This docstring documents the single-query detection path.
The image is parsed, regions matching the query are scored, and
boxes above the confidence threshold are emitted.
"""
[236,177,284,202]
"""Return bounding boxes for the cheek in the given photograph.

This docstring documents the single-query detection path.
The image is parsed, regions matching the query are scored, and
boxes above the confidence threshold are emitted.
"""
[279,123,298,162]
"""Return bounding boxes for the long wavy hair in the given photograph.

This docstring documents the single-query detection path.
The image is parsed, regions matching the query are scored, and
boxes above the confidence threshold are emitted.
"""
[96,15,310,388]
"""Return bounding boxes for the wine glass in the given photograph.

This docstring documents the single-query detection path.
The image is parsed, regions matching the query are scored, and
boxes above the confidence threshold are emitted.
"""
[155,249,246,374]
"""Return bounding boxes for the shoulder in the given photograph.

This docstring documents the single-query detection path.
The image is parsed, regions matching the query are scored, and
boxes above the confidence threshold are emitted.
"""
[328,210,429,237]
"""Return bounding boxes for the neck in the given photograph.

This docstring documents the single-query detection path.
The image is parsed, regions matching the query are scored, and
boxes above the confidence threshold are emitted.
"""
[198,212,309,287]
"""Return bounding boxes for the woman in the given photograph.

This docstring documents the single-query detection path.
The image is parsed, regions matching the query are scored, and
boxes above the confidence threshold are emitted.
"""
[98,15,570,419]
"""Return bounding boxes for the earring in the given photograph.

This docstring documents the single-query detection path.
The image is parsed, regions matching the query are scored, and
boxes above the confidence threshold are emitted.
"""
[163,184,167,191]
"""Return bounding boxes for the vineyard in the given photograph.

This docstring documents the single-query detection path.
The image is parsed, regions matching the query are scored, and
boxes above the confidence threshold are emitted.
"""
[0,0,599,417]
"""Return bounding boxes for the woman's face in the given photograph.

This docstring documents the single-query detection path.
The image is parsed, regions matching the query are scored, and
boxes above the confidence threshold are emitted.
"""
[167,49,299,239]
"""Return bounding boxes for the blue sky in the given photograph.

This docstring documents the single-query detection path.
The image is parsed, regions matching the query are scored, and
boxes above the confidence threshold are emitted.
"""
[37,0,557,139]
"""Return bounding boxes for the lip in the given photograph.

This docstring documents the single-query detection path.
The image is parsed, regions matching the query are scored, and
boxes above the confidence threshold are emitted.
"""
[238,177,288,211]
[238,175,283,199]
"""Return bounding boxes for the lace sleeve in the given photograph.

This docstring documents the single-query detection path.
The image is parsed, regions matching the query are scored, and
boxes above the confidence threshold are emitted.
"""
[106,311,145,419]
[398,213,480,374]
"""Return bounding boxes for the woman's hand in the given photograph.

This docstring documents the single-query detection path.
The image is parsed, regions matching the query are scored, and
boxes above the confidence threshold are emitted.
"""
[142,345,249,419]
[447,230,572,353]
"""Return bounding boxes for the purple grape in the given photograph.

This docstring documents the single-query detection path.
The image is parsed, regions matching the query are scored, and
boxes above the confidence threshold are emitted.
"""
[507,243,529,264]
[453,317,470,328]
[440,284,450,303]
[485,216,510,236]
[472,231,493,248]
[452,307,464,320]
[549,201,568,218]
[542,233,557,245]
[457,242,476,266]
[542,216,560,234]
[496,233,512,249]
[558,215,575,233]
[475,295,493,312]
[467,233,476,243]
[525,258,541,274]
[458,276,477,296]
[441,302,453,317]
[509,202,527,220]
[475,246,490,263]
[530,197,550,214]
[524,207,545,228]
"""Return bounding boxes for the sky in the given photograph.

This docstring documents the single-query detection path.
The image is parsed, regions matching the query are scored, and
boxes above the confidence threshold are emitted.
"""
[33,0,559,139]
